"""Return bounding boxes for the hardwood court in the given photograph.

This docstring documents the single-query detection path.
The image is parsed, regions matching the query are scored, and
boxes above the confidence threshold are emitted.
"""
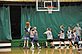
[0,48,81,54]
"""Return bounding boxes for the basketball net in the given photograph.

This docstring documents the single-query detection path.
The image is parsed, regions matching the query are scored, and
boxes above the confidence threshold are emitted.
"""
[47,6,54,14]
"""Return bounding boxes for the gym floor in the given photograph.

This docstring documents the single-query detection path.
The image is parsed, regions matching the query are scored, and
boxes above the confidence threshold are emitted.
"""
[0,47,81,54]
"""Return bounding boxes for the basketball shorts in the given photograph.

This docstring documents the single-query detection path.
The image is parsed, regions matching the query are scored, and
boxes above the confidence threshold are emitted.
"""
[24,36,29,40]
[47,39,53,42]
[68,38,72,41]
[60,39,65,42]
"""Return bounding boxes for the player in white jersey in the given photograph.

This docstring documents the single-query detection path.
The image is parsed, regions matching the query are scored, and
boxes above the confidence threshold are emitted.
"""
[67,27,72,47]
[33,27,41,49]
[44,28,54,48]
[73,29,79,48]
[74,24,81,40]
[74,24,82,48]
[30,27,41,49]
[58,25,66,48]
[30,27,35,49]
[58,30,66,48]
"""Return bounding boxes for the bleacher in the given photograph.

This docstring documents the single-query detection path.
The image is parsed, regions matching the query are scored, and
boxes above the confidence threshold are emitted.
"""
[53,41,82,49]
[53,41,82,45]
[0,41,11,52]
[0,41,11,48]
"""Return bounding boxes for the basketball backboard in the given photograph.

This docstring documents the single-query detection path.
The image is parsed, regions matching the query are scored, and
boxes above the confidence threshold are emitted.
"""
[36,0,60,12]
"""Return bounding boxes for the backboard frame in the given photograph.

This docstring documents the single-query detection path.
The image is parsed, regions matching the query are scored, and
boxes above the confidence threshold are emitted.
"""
[36,0,60,11]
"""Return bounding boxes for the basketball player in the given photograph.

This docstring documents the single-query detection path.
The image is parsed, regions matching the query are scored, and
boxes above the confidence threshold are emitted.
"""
[73,29,79,48]
[44,28,54,48]
[30,27,41,49]
[23,22,31,48]
[58,25,66,48]
[33,27,41,49]
[73,23,82,48]
[74,24,81,41]
[30,27,35,49]
[67,27,72,47]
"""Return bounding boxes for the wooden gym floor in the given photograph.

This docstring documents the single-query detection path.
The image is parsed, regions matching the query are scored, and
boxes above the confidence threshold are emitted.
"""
[0,47,82,54]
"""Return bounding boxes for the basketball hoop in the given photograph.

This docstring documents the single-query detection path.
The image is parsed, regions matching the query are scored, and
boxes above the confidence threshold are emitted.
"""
[47,6,54,14]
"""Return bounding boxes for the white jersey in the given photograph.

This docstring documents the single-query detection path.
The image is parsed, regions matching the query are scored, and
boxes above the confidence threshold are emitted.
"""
[34,30,38,39]
[30,30,35,38]
[34,30,38,36]
[67,30,72,39]
[75,27,81,36]
[25,26,31,32]
[59,30,65,39]
[44,30,53,40]
[59,33,65,39]
[73,32,77,37]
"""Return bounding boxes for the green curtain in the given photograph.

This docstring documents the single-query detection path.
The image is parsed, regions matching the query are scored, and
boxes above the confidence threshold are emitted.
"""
[21,5,82,40]
[21,6,30,37]
[0,6,12,41]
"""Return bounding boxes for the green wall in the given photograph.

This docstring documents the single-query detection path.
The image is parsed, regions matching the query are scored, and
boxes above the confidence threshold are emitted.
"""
[21,5,82,40]
[0,6,12,41]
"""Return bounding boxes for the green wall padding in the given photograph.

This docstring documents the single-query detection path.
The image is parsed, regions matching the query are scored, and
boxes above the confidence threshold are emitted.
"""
[21,5,82,40]
[0,6,12,41]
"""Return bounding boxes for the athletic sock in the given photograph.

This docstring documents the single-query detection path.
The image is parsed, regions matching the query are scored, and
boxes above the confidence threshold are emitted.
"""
[46,42,48,46]
[31,42,34,48]
[27,40,28,47]
[59,45,61,48]
[37,43,40,47]
[23,41,25,47]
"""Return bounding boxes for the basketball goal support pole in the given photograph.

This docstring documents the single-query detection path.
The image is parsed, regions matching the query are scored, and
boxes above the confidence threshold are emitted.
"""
[58,0,60,11]
[36,0,38,11]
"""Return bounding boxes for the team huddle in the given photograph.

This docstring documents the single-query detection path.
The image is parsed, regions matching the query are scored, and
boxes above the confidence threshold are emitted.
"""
[23,22,82,49]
